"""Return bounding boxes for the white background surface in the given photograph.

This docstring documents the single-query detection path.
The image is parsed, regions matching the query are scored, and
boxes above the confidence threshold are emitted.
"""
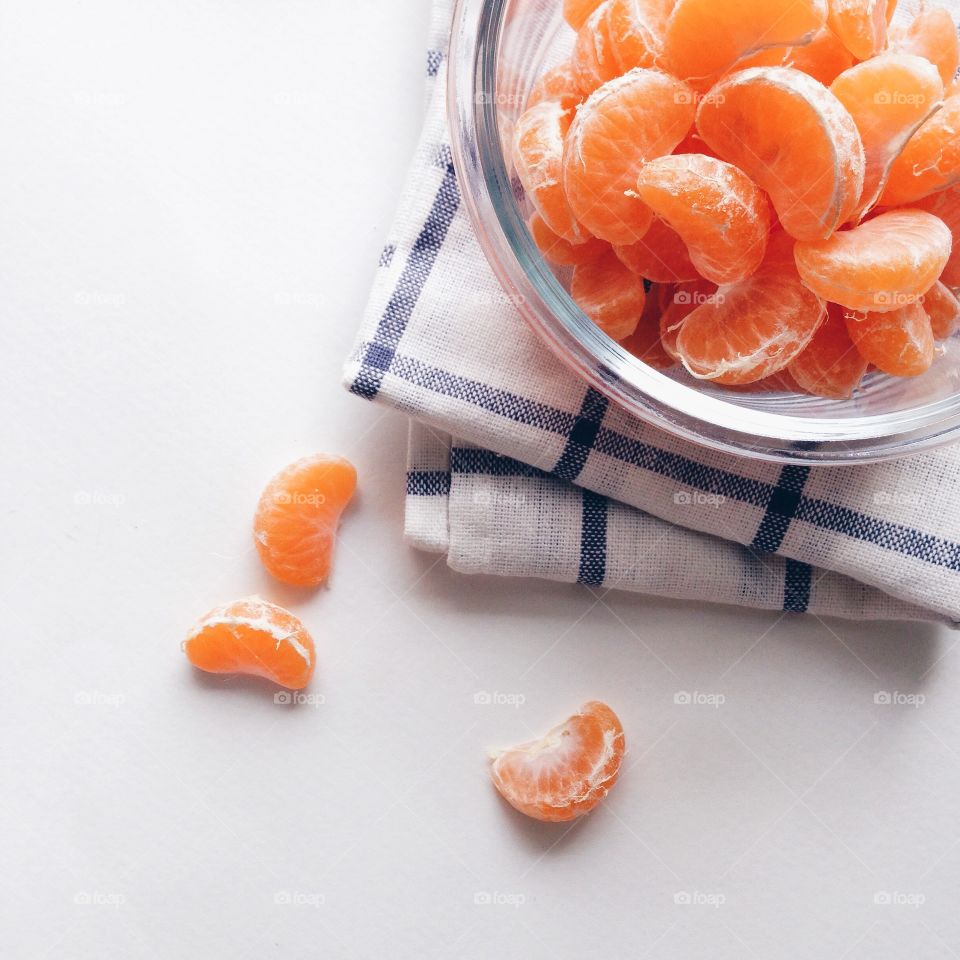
[3,1,960,957]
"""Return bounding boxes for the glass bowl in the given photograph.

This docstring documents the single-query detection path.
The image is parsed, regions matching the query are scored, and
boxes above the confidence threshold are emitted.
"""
[447,0,960,464]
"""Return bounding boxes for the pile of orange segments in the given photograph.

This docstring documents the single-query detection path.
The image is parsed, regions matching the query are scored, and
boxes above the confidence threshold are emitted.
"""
[516,0,960,398]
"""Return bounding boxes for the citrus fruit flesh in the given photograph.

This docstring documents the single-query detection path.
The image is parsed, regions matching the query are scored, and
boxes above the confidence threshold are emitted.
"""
[527,60,584,110]
[572,3,621,96]
[514,100,585,244]
[571,248,647,340]
[845,301,936,375]
[696,67,866,241]
[183,597,315,690]
[676,233,827,384]
[489,701,625,822]
[659,278,718,360]
[613,217,699,283]
[605,0,671,73]
[794,209,953,312]
[633,153,771,284]
[563,68,696,244]
[830,53,944,219]
[529,214,609,267]
[620,284,676,368]
[253,454,357,588]
[923,280,960,339]
[889,3,960,88]
[787,27,857,85]
[879,94,960,206]
[915,185,960,285]
[565,0,606,31]
[663,0,828,88]
[827,0,890,61]
[788,302,870,397]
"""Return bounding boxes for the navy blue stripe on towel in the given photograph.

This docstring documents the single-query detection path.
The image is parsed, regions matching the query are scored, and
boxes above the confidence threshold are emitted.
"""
[351,159,460,400]
[553,388,609,483]
[751,466,811,554]
[578,490,608,587]
[784,560,813,613]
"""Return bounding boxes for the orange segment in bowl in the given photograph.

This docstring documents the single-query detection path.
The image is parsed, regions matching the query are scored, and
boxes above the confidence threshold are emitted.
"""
[572,2,620,96]
[923,280,960,339]
[571,248,647,340]
[675,233,827,385]
[614,217,698,283]
[659,278,718,360]
[563,68,696,245]
[490,701,625,822]
[529,214,609,267]
[527,60,584,111]
[564,0,606,31]
[633,154,771,284]
[879,94,960,206]
[253,454,357,588]
[794,209,952,312]
[514,100,585,244]
[605,0,671,72]
[845,302,936,376]
[830,53,944,218]
[620,283,676,368]
[788,302,869,398]
[696,67,865,241]
[889,2,960,88]
[827,0,889,61]
[663,0,827,88]
[915,185,960,285]
[183,597,315,690]
[786,28,856,86]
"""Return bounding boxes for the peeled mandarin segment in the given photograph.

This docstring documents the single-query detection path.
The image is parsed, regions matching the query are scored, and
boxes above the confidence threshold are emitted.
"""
[879,94,960,206]
[915,186,960,284]
[572,3,620,96]
[788,302,869,398]
[785,28,856,86]
[613,217,699,283]
[672,129,717,158]
[513,100,584,244]
[633,154,771,285]
[889,3,960,88]
[564,0,606,31]
[527,60,584,111]
[830,54,944,219]
[620,284,676,369]
[696,67,865,241]
[663,0,827,88]
[563,68,696,245]
[923,280,960,339]
[845,302,936,376]
[489,701,625,822]
[827,0,889,61]
[676,234,827,384]
[253,454,357,588]
[605,0,671,73]
[659,278,718,360]
[183,598,315,690]
[571,249,647,340]
[794,209,952,312]
[529,214,609,267]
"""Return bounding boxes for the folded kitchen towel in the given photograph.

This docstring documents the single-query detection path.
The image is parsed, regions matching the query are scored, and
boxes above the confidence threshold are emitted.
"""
[344,0,960,624]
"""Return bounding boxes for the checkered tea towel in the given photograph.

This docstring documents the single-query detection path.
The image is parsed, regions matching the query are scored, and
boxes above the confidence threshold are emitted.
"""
[344,0,960,624]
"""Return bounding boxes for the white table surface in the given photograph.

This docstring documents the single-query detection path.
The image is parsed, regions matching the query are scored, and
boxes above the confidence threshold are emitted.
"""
[3,2,960,957]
